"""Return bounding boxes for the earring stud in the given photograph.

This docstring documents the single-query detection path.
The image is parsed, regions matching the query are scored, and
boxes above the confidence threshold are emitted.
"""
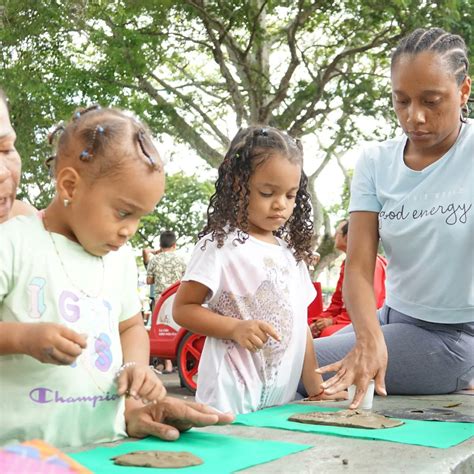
[63,199,70,207]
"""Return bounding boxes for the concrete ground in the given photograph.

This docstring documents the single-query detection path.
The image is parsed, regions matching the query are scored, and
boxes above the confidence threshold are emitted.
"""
[159,371,474,473]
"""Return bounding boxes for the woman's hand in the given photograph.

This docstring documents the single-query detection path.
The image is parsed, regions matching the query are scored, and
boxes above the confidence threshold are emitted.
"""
[116,363,167,404]
[125,396,234,441]
[306,390,348,402]
[230,320,281,352]
[23,322,87,365]
[317,332,388,408]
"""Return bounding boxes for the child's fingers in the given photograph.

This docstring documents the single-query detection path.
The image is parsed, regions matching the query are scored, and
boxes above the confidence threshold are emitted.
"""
[309,322,319,338]
[254,329,268,344]
[249,334,264,350]
[259,322,281,342]
[128,369,146,399]
[138,377,157,399]
[116,372,130,396]
[60,327,88,349]
[137,376,165,402]
[244,340,257,351]
[55,337,84,358]
[42,346,78,365]
[147,381,167,403]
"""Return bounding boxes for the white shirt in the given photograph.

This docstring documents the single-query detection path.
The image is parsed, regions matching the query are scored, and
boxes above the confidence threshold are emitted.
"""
[182,231,315,413]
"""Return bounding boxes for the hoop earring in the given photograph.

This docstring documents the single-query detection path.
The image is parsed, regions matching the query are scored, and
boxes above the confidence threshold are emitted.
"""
[63,199,70,208]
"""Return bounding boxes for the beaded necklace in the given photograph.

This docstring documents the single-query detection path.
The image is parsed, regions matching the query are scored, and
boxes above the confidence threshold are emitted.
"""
[43,213,115,394]
[78,340,118,394]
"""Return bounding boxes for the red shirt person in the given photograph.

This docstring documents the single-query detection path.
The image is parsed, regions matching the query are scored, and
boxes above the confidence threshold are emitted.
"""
[310,220,386,338]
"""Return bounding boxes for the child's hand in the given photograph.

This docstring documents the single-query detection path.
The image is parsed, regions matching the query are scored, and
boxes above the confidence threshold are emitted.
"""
[116,362,167,404]
[315,318,332,330]
[231,320,281,352]
[309,322,320,338]
[24,322,87,365]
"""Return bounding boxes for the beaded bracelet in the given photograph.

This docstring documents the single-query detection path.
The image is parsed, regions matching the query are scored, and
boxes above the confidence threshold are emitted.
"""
[115,361,136,380]
[115,361,162,380]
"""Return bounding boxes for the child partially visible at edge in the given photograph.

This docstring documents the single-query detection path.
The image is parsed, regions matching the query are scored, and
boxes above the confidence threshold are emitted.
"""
[0,106,167,447]
[173,126,347,414]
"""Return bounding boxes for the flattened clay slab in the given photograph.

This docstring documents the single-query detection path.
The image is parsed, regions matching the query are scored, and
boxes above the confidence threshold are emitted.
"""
[111,450,203,468]
[289,409,404,429]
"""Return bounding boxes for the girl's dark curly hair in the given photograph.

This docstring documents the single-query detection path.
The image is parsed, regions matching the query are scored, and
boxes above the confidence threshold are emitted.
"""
[199,126,313,263]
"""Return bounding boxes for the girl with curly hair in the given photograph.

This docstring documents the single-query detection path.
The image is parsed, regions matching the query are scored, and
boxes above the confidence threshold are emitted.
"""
[173,126,347,413]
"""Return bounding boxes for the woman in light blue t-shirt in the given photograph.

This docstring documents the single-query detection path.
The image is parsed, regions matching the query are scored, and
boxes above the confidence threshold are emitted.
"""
[308,28,473,406]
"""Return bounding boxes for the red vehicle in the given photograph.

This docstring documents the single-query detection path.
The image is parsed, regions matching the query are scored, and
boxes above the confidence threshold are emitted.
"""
[148,280,324,393]
[148,281,205,393]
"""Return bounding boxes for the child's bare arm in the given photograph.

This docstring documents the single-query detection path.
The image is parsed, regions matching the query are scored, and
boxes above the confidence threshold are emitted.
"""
[302,327,324,397]
[173,281,280,350]
[302,327,348,401]
[0,321,86,364]
[119,313,166,403]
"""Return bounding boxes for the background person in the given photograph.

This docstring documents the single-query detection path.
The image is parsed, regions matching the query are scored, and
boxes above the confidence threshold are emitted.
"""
[309,219,387,338]
[309,28,473,408]
[0,88,35,223]
[147,230,187,373]
[142,246,157,317]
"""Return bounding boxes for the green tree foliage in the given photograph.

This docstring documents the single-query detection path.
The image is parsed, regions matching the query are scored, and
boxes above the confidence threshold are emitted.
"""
[132,171,214,248]
[0,0,471,260]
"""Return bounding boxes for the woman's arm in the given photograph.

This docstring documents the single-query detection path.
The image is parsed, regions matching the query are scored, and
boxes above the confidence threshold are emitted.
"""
[344,212,380,336]
[318,211,388,407]
[173,281,280,350]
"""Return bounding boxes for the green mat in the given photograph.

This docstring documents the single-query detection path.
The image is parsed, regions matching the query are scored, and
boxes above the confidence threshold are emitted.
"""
[70,430,311,473]
[234,404,474,449]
